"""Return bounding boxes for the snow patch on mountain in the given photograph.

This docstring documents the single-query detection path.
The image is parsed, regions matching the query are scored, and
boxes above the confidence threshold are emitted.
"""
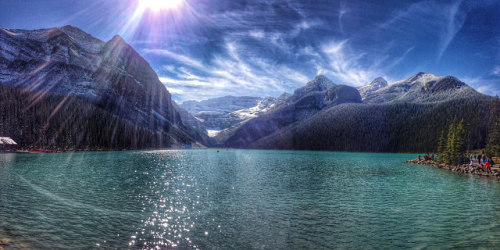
[358,77,388,100]
[363,72,479,104]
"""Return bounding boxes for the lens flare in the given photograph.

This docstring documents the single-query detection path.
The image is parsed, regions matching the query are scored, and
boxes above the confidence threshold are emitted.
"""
[138,0,184,11]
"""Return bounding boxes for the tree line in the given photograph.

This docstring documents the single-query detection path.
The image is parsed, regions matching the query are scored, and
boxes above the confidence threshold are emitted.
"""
[0,83,196,150]
[437,96,500,165]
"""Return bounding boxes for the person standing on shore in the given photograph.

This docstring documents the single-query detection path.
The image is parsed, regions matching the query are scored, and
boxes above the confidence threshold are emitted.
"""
[478,154,482,164]
[486,161,492,173]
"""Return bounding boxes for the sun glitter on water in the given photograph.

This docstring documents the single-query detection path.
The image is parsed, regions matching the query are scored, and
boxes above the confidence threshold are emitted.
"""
[138,0,185,11]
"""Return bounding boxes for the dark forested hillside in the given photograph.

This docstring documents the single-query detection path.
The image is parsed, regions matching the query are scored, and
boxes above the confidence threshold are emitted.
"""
[237,97,492,153]
[220,72,492,153]
[0,84,201,150]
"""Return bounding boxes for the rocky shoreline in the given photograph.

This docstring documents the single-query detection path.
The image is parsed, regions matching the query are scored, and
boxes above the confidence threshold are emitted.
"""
[0,238,11,250]
[406,158,500,178]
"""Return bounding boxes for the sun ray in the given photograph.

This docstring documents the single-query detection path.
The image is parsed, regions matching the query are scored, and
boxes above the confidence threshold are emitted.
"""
[138,0,185,12]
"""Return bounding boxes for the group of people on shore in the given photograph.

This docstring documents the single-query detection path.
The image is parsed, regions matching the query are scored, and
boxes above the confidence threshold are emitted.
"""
[469,154,492,173]
[417,153,435,161]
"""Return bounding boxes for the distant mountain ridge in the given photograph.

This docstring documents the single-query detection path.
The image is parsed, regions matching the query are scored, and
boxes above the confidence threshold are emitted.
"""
[194,72,492,151]
[362,72,480,104]
[180,94,290,137]
[0,25,208,149]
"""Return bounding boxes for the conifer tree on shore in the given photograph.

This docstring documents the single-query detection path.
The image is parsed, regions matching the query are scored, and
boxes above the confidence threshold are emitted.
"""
[486,116,500,158]
[452,119,467,165]
[488,96,500,135]
[443,119,457,164]
[441,118,467,165]
[437,130,447,157]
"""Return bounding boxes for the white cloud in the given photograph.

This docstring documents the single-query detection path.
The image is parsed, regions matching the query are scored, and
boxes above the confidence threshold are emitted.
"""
[461,76,500,96]
[155,38,310,102]
[142,49,204,69]
[375,0,468,61]
[437,0,467,61]
[318,40,378,86]
[248,30,265,39]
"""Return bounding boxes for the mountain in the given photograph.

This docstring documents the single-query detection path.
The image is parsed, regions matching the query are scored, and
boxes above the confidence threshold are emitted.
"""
[363,72,480,104]
[221,73,493,152]
[180,96,261,133]
[0,25,207,149]
[358,77,388,100]
[180,95,291,138]
[221,75,362,147]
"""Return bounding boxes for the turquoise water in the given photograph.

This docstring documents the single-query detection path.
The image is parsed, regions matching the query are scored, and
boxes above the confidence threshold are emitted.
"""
[1,150,500,249]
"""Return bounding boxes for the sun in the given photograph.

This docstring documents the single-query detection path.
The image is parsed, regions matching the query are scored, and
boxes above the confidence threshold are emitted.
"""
[138,0,185,11]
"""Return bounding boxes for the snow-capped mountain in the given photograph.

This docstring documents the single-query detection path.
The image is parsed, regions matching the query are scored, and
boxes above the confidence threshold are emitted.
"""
[357,77,388,100]
[363,72,480,104]
[0,25,208,148]
[180,95,290,137]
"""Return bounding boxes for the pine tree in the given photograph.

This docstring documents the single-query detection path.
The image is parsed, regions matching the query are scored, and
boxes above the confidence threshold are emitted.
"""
[444,119,457,165]
[488,96,500,134]
[442,118,468,165]
[486,116,500,158]
[452,119,467,165]
[437,130,447,161]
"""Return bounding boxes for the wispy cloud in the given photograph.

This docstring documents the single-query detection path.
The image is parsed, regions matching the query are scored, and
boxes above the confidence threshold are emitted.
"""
[320,40,375,86]
[461,76,500,96]
[338,1,348,34]
[437,0,467,61]
[153,37,310,102]
[143,49,204,69]
[374,0,468,61]
[492,66,500,76]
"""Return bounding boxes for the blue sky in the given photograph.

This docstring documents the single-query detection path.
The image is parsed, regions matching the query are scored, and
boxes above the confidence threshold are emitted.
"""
[0,0,499,102]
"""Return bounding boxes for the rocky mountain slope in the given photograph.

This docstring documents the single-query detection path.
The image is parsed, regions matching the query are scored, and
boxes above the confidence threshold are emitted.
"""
[0,25,208,149]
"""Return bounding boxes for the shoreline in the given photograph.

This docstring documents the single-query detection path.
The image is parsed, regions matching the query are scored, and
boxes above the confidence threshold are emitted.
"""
[405,158,500,178]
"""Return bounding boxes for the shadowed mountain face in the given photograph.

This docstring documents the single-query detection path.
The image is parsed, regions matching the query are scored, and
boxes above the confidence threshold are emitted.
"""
[220,75,362,147]
[0,25,208,149]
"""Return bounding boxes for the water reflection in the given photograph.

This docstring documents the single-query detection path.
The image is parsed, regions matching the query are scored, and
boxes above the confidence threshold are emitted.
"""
[128,151,203,249]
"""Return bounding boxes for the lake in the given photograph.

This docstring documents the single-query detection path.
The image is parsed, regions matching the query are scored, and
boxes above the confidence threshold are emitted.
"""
[1,149,500,249]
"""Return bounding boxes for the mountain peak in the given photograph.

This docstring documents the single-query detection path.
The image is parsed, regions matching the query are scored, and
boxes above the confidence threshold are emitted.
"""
[314,74,332,82]
[109,34,126,44]
[306,74,335,90]
[357,77,388,100]
[407,72,436,83]
[59,25,84,33]
[369,77,388,88]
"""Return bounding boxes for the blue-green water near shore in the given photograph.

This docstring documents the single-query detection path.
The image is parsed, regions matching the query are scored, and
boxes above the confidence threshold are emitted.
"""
[2,150,500,249]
